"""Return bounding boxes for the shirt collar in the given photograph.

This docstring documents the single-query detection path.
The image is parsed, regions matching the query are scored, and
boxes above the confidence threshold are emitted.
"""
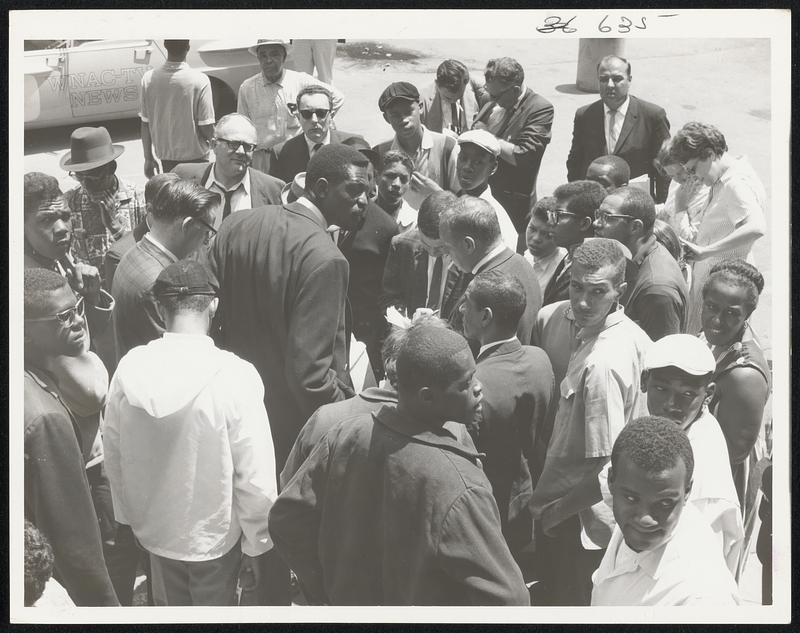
[143,232,179,262]
[393,125,434,153]
[261,69,285,86]
[359,387,399,404]
[163,61,188,70]
[396,200,417,229]
[604,95,630,116]
[305,131,331,153]
[575,302,626,341]
[631,234,659,266]
[471,242,506,274]
[207,165,250,195]
[296,195,329,228]
[478,336,518,359]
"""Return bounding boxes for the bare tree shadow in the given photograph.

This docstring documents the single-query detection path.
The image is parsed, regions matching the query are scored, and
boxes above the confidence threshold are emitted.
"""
[555,83,597,96]
[24,117,141,156]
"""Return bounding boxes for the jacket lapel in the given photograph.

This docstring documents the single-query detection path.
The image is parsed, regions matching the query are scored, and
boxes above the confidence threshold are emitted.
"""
[498,89,532,139]
[614,96,639,154]
[248,169,264,208]
[472,100,495,128]
[413,246,429,308]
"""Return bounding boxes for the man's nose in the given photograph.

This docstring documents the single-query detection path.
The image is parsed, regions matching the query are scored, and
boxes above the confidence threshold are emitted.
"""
[634,511,659,528]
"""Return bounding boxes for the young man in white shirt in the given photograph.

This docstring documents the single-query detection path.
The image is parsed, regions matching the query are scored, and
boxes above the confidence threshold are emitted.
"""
[591,416,740,605]
[524,196,567,295]
[103,260,280,605]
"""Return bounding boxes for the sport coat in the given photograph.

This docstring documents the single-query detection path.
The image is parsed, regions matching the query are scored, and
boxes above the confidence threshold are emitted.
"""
[171,162,285,208]
[566,95,671,203]
[419,81,484,135]
[268,129,367,184]
[209,201,354,471]
[472,87,554,202]
[450,247,542,345]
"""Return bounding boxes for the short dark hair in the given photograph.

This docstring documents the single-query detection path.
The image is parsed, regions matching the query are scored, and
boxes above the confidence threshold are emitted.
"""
[572,238,626,286]
[466,270,527,332]
[611,416,694,486]
[156,292,214,316]
[296,84,333,110]
[440,196,501,246]
[588,155,631,188]
[597,54,632,77]
[553,180,608,220]
[380,149,414,176]
[24,268,69,320]
[436,59,470,90]
[306,144,369,189]
[163,40,190,55]
[383,318,452,390]
[144,172,180,205]
[484,57,524,86]
[418,190,457,239]
[608,186,656,233]
[652,219,682,262]
[702,258,764,316]
[396,321,470,394]
[24,521,54,607]
[670,122,728,163]
[531,196,557,224]
[151,180,221,222]
[24,172,62,217]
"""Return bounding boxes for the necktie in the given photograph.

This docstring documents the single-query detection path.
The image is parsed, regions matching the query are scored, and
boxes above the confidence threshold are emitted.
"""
[312,143,323,157]
[221,188,236,221]
[450,101,460,134]
[607,109,618,153]
[427,256,444,310]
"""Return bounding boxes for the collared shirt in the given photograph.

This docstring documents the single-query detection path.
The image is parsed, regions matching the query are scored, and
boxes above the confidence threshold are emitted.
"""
[237,68,344,150]
[396,199,418,230]
[531,303,651,549]
[471,242,507,274]
[478,187,519,252]
[478,336,518,360]
[591,503,741,605]
[603,96,630,153]
[426,254,452,309]
[66,178,146,272]
[524,246,568,294]
[204,166,252,229]
[440,96,463,134]
[297,196,340,241]
[390,125,460,209]
[141,232,179,263]
[304,130,331,156]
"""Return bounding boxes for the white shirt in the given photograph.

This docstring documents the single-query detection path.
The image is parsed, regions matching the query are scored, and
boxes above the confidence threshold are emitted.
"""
[395,199,418,231]
[204,167,252,230]
[142,232,178,263]
[524,246,568,295]
[471,242,507,274]
[426,254,452,309]
[591,503,741,606]
[103,333,278,561]
[604,96,630,154]
[478,187,519,252]
[305,130,331,155]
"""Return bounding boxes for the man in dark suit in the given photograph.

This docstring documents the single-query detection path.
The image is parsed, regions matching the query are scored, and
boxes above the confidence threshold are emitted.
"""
[171,113,285,229]
[459,270,556,565]
[472,57,554,239]
[419,59,487,137]
[209,144,370,476]
[381,191,463,321]
[566,55,671,203]
[439,196,541,345]
[269,85,366,184]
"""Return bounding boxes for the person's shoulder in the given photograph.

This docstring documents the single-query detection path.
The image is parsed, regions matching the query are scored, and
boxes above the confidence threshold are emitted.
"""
[575,99,603,117]
[331,130,367,145]
[630,95,667,117]
[372,138,393,156]
[390,227,422,250]
[523,89,554,111]
[248,166,286,189]
[23,372,68,428]
[240,72,261,89]
[171,161,210,179]
[538,298,571,322]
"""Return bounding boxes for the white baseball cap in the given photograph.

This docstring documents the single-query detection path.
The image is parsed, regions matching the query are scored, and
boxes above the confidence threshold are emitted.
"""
[457,129,501,158]
[645,334,716,376]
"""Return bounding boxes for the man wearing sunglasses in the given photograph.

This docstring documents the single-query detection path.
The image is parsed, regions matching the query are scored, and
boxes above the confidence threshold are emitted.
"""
[111,180,221,362]
[268,85,366,184]
[24,268,119,606]
[593,186,687,340]
[172,113,285,230]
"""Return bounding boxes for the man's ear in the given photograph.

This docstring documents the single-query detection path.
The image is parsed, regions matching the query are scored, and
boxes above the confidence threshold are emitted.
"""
[208,296,219,320]
[579,215,594,232]
[463,235,477,254]
[684,477,693,500]
[418,385,434,405]
[489,159,499,177]
[630,218,644,238]
[181,216,192,233]
[615,280,628,300]
[640,369,650,393]
[311,177,330,201]
[480,306,493,328]
[608,465,615,489]
[703,381,716,404]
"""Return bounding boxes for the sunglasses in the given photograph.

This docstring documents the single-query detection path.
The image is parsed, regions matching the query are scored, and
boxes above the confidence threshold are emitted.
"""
[595,210,636,224]
[26,296,85,325]
[298,108,330,121]
[215,137,257,153]
[69,167,107,181]
[546,208,578,224]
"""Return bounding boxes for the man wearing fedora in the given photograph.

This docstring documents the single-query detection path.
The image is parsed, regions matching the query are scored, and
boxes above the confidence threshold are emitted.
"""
[237,39,344,173]
[62,126,146,276]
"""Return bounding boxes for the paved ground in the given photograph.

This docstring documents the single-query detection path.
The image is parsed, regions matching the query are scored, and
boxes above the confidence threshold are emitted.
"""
[23,37,773,607]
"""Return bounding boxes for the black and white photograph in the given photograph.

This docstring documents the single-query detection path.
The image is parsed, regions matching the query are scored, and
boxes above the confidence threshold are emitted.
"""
[9,8,791,624]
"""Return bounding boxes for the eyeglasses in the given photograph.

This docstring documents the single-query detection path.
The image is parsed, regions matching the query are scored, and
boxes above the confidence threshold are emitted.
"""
[192,216,218,244]
[680,158,703,177]
[69,167,107,182]
[298,108,330,121]
[546,208,578,224]
[489,83,518,102]
[25,296,84,325]
[595,210,636,224]
[215,138,257,153]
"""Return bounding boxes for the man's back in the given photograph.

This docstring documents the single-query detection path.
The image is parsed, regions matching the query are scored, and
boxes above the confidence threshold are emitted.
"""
[380,229,430,316]
[269,406,529,605]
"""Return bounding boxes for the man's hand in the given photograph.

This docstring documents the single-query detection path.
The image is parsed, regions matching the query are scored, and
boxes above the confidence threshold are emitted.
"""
[409,172,443,200]
[539,499,563,537]
[679,239,710,263]
[239,553,263,592]
[144,157,160,179]
[67,263,102,305]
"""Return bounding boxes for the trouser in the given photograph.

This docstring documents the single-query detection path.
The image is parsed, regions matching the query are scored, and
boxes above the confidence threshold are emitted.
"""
[238,548,293,606]
[530,515,605,606]
[286,40,337,84]
[160,157,206,174]
[149,543,242,606]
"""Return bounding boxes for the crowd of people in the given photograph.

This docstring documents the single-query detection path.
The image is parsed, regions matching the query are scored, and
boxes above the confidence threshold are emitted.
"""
[22,39,773,609]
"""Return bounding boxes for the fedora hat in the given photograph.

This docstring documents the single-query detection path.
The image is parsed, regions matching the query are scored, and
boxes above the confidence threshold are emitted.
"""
[248,39,291,56]
[59,126,124,172]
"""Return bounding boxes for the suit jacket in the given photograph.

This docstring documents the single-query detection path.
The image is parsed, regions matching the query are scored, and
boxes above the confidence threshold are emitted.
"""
[474,340,557,555]
[419,81,483,135]
[171,162,285,208]
[473,88,554,202]
[566,95,671,203]
[450,248,542,345]
[268,129,367,184]
[209,202,354,470]
[380,228,462,319]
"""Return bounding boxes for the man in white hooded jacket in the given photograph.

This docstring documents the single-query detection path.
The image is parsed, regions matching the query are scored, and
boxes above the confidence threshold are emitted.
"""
[103,260,279,605]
